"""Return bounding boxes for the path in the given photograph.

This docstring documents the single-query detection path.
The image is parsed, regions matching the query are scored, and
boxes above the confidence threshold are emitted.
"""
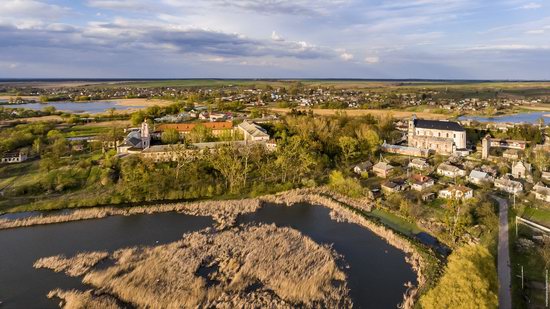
[495,196,512,309]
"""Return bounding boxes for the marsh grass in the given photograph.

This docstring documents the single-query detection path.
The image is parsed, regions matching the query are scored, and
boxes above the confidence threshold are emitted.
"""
[39,224,351,308]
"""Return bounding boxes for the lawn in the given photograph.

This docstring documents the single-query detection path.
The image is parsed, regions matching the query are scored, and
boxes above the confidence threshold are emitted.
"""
[519,206,550,227]
[64,125,110,137]
[368,208,423,236]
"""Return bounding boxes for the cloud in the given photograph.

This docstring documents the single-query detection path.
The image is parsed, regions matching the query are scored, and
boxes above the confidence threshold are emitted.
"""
[271,31,284,41]
[163,0,351,16]
[340,52,354,61]
[364,56,380,64]
[518,2,542,9]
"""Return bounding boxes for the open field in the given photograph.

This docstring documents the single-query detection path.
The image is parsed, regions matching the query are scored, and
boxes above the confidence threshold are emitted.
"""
[37,224,351,308]
[269,107,450,120]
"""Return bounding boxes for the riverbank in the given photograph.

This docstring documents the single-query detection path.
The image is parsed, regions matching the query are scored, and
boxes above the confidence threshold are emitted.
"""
[0,187,436,308]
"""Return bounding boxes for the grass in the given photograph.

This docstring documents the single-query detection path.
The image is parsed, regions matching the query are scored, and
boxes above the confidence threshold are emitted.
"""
[369,208,423,236]
[510,205,549,309]
[64,125,110,137]
[519,206,550,227]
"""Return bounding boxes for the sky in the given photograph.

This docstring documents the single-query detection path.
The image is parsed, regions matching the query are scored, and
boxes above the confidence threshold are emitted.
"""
[0,0,549,79]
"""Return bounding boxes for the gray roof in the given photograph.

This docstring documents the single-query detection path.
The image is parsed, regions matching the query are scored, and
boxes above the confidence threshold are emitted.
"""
[415,119,465,132]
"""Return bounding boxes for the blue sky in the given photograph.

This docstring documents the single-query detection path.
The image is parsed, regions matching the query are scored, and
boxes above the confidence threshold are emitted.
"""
[0,0,549,79]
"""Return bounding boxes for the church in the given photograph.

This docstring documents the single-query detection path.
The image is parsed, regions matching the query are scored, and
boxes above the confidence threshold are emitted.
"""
[117,121,151,154]
[408,115,467,155]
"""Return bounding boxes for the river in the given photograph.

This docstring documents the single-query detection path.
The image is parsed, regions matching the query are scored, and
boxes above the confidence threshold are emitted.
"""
[0,101,143,114]
[459,111,550,124]
[0,203,417,308]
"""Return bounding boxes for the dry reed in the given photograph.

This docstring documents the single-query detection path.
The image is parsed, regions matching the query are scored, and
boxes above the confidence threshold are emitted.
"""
[41,224,352,308]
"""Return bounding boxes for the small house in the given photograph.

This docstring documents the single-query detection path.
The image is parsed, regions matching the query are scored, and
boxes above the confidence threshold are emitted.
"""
[408,158,430,170]
[410,174,435,191]
[512,161,531,179]
[381,179,408,194]
[438,185,474,200]
[373,162,394,178]
[354,161,373,175]
[468,170,492,185]
[532,182,550,202]
[437,163,466,178]
[494,177,523,194]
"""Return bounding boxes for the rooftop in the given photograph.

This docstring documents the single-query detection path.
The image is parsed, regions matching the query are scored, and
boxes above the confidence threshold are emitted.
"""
[414,119,465,132]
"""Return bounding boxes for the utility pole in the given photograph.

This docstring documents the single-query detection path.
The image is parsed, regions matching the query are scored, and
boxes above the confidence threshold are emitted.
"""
[546,268,548,308]
[515,216,518,237]
[521,265,523,290]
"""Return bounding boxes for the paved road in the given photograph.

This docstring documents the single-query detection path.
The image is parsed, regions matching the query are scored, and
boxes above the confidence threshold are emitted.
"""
[495,196,512,309]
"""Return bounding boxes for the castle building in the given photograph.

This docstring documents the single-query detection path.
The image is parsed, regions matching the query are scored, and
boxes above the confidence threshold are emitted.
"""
[408,115,467,155]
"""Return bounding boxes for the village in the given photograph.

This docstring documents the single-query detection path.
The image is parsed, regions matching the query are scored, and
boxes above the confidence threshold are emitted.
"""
[1,81,550,308]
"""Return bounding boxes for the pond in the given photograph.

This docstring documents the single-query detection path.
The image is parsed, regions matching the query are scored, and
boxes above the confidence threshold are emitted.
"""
[0,203,417,308]
[459,111,550,124]
[0,101,143,114]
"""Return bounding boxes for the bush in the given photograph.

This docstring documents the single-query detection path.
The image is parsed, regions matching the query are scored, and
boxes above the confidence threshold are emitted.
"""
[328,171,364,198]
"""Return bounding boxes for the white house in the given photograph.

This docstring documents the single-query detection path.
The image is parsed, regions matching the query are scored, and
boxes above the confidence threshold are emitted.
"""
[468,170,492,185]
[438,185,474,200]
[532,182,550,202]
[353,161,373,175]
[512,161,531,179]
[408,158,430,170]
[437,163,466,178]
[237,120,270,142]
[1,151,28,164]
[494,177,523,194]
[410,174,435,191]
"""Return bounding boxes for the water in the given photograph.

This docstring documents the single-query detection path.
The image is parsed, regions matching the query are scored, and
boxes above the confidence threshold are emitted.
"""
[0,204,417,308]
[0,213,213,308]
[459,111,550,124]
[239,203,417,308]
[0,101,143,114]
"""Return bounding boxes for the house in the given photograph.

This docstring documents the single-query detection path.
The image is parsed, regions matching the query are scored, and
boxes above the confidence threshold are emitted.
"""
[438,185,474,200]
[494,177,523,194]
[373,162,394,178]
[532,182,550,202]
[381,179,408,193]
[353,161,373,175]
[237,121,270,142]
[410,174,435,191]
[408,158,430,170]
[512,161,531,179]
[468,170,492,185]
[1,150,28,164]
[437,163,466,178]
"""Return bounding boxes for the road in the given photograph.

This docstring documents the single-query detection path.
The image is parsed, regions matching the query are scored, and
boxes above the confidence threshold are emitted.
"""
[495,196,512,309]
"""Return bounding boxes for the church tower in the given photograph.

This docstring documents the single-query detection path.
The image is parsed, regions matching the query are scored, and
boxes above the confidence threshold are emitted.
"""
[141,120,151,149]
[408,114,417,146]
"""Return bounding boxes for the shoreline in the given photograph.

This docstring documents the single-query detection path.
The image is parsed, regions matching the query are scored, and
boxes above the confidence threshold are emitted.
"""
[0,188,432,308]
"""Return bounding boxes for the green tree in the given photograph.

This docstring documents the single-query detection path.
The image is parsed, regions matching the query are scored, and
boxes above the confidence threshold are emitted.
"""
[188,124,213,143]
[338,136,359,164]
[420,244,498,309]
[161,128,180,144]
[328,170,364,198]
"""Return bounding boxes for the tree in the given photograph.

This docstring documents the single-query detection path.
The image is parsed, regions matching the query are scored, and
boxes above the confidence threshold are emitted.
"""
[328,170,364,197]
[130,112,145,126]
[188,124,213,143]
[338,136,359,164]
[420,244,498,309]
[161,128,180,144]
[533,149,550,172]
[209,145,246,194]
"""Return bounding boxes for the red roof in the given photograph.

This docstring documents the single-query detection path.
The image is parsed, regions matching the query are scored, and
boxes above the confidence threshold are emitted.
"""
[157,121,233,132]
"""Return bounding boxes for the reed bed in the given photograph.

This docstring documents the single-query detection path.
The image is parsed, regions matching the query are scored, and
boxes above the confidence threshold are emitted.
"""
[47,289,120,309]
[34,252,109,277]
[39,224,351,308]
